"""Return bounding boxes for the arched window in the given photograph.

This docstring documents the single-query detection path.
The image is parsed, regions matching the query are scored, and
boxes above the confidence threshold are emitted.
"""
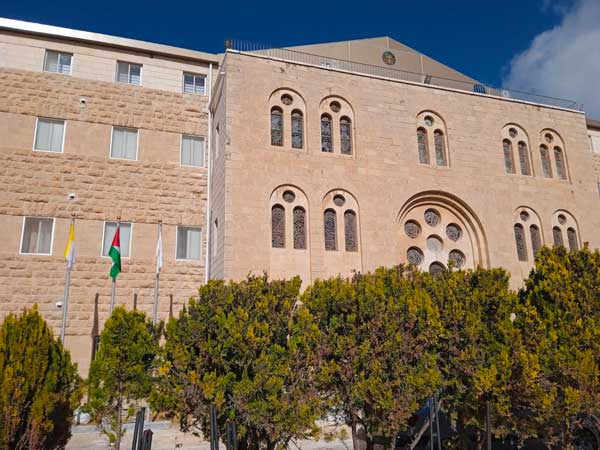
[554,147,567,180]
[344,210,357,252]
[417,128,429,164]
[503,139,515,174]
[434,130,447,166]
[293,206,306,250]
[324,209,337,251]
[518,141,531,175]
[552,226,564,247]
[567,227,578,251]
[540,145,552,178]
[291,110,303,149]
[271,205,285,248]
[270,107,283,146]
[514,224,527,261]
[530,225,542,257]
[321,114,333,153]
[340,117,352,155]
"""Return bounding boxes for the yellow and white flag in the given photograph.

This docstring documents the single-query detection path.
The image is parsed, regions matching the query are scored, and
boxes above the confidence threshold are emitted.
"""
[64,222,75,270]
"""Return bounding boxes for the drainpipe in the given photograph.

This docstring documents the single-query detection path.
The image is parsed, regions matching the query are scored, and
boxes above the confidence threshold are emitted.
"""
[204,62,213,283]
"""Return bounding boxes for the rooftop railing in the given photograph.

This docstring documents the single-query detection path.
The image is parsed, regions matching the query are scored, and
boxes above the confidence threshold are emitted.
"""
[225,40,580,111]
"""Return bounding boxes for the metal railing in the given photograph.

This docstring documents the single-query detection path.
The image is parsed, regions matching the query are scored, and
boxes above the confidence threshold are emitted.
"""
[225,40,580,111]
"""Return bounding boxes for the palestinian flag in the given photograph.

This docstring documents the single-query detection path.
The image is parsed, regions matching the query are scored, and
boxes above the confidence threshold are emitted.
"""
[109,226,121,280]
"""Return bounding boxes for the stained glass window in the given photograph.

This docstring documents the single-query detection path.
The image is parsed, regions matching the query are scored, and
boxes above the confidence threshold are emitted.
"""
[271,107,283,146]
[321,114,333,152]
[324,209,337,250]
[293,207,306,250]
[514,224,527,261]
[567,227,578,251]
[530,225,542,256]
[418,128,429,164]
[518,141,531,175]
[291,110,303,149]
[554,147,567,180]
[434,130,447,166]
[503,139,515,174]
[271,205,285,248]
[340,117,352,155]
[344,210,358,251]
[552,226,564,247]
[540,145,552,178]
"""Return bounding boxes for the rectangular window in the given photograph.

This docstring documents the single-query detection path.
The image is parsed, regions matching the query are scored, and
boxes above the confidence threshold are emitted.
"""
[176,226,202,260]
[183,73,206,95]
[110,127,138,160]
[116,61,142,85]
[181,135,205,167]
[34,118,65,152]
[102,222,132,258]
[43,50,72,75]
[20,217,54,255]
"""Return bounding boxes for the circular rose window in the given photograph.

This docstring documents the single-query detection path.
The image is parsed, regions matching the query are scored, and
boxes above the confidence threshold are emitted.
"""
[382,51,396,65]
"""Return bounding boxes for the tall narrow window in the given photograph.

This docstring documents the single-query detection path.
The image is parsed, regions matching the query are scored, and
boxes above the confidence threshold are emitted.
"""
[20,217,54,255]
[321,114,333,152]
[540,145,552,178]
[552,226,564,247]
[344,210,358,252]
[324,209,337,250]
[291,110,303,149]
[340,117,352,155]
[34,118,65,152]
[176,226,202,260]
[514,224,527,261]
[418,128,429,164]
[530,225,542,257]
[434,130,447,166]
[270,107,283,146]
[554,147,567,180]
[518,141,531,175]
[271,205,285,248]
[503,139,515,174]
[293,207,306,249]
[567,227,578,251]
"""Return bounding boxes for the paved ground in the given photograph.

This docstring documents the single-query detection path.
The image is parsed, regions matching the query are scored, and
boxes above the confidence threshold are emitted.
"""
[66,421,354,450]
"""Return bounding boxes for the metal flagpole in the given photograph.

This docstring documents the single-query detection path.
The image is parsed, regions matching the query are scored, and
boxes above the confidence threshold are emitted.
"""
[60,213,76,344]
[110,216,120,314]
[152,221,162,325]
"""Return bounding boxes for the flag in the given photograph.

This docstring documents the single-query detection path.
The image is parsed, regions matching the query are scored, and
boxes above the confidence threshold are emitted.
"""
[109,226,121,280]
[155,227,163,274]
[64,222,75,270]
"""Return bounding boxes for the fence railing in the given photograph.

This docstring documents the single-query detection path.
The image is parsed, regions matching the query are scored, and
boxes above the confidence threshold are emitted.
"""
[225,40,580,111]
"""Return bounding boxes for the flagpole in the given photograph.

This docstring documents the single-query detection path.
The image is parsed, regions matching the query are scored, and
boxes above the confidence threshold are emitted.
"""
[110,216,120,314]
[60,213,76,344]
[152,221,162,325]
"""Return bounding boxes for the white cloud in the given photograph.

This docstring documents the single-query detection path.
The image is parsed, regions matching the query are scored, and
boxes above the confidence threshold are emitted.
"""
[504,0,600,118]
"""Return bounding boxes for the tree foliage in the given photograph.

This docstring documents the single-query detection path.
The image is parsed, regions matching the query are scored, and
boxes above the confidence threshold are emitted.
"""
[302,266,442,450]
[85,306,159,450]
[0,307,81,450]
[154,275,322,450]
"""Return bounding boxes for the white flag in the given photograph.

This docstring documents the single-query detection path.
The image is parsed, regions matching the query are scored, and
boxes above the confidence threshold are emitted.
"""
[155,227,163,274]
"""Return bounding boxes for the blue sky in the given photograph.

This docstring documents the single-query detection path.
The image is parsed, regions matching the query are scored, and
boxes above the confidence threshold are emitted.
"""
[3,0,600,116]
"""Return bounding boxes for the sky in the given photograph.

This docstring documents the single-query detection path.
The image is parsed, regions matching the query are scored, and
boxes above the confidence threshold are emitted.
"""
[3,0,600,117]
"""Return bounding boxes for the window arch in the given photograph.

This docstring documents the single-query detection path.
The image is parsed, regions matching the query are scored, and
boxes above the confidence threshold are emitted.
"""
[293,206,306,249]
[554,147,567,180]
[540,145,552,178]
[552,210,579,251]
[417,111,449,167]
[530,225,542,256]
[321,114,333,153]
[552,226,563,247]
[340,117,352,155]
[324,209,337,251]
[268,89,307,151]
[344,210,357,251]
[514,224,528,261]
[503,139,515,174]
[270,107,283,147]
[502,124,531,176]
[291,110,304,149]
[417,128,429,164]
[513,206,544,263]
[271,204,285,248]
[540,129,569,181]
[567,227,578,251]
[319,96,355,155]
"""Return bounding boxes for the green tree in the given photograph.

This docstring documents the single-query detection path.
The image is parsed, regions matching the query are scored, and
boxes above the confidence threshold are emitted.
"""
[85,307,159,450]
[154,275,322,450]
[302,266,442,450]
[0,307,81,450]
[520,246,600,448]
[423,267,546,449]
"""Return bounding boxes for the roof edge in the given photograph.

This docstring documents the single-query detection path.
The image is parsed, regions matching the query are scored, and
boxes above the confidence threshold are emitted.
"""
[587,118,600,130]
[0,17,220,64]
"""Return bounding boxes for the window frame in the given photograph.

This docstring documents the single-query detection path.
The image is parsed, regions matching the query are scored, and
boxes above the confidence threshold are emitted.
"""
[109,126,139,161]
[182,72,206,95]
[101,221,133,259]
[180,134,206,168]
[19,217,55,256]
[33,117,66,153]
[43,50,73,75]
[115,61,143,86]
[175,225,203,261]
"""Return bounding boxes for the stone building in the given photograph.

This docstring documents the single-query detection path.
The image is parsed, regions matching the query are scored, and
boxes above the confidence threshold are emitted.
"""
[1,18,599,373]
